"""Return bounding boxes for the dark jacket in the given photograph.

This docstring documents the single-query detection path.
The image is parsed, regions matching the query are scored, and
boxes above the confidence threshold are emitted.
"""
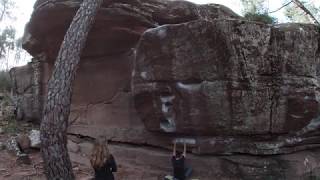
[172,155,185,180]
[94,154,117,180]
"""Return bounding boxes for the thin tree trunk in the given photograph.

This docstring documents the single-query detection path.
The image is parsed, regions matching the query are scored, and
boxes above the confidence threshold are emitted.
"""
[0,0,7,22]
[40,0,103,179]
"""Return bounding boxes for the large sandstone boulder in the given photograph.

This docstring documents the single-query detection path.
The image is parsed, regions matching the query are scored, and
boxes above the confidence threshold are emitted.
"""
[133,20,320,135]
[133,20,320,154]
[10,0,320,179]
[17,0,245,154]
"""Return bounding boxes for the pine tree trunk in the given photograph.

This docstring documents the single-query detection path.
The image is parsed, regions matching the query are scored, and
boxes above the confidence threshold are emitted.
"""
[40,0,103,179]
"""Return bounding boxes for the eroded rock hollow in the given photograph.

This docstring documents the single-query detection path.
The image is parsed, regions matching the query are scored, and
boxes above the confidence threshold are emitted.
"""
[10,0,320,179]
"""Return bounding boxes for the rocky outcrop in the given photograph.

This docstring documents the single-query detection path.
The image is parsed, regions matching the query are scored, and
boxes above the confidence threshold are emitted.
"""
[16,134,31,151]
[18,0,243,153]
[10,0,320,179]
[9,57,45,122]
[133,20,320,154]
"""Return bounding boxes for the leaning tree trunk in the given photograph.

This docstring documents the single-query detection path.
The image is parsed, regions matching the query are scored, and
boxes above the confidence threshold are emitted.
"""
[40,0,104,179]
[292,0,320,25]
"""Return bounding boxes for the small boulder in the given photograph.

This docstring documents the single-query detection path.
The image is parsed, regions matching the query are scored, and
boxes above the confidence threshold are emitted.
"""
[72,166,80,171]
[6,136,22,156]
[29,130,40,148]
[16,134,31,151]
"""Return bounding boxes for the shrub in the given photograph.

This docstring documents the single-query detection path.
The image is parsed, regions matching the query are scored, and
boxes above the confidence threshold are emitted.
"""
[244,12,278,24]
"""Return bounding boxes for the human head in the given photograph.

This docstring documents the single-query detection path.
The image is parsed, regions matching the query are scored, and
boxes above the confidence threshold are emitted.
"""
[176,150,183,158]
[90,136,110,168]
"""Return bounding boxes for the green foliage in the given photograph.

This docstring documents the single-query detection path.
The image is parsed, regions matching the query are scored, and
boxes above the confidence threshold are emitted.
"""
[0,0,24,69]
[244,12,278,24]
[241,0,277,24]
[0,70,12,91]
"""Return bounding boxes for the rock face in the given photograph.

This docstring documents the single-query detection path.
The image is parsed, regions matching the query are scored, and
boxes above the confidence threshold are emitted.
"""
[133,20,320,154]
[10,58,44,122]
[10,0,320,179]
[134,21,319,135]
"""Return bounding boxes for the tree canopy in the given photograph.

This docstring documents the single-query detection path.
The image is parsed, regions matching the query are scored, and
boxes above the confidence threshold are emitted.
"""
[0,0,26,70]
[0,0,14,21]
[241,0,319,25]
[0,26,15,59]
[241,0,278,24]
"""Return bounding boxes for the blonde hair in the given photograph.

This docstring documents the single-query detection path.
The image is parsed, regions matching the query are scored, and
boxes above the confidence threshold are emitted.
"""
[90,136,110,169]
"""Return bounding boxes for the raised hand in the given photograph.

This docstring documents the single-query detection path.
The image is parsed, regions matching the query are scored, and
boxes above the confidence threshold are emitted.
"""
[173,141,176,156]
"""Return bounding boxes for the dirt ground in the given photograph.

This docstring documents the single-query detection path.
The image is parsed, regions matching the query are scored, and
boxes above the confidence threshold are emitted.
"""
[0,136,94,180]
[0,121,93,180]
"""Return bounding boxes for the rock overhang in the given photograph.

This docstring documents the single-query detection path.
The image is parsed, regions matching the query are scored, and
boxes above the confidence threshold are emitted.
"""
[22,0,241,60]
[23,0,154,59]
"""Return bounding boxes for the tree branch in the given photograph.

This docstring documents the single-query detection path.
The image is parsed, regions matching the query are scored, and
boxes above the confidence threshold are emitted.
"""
[0,0,7,22]
[269,0,293,14]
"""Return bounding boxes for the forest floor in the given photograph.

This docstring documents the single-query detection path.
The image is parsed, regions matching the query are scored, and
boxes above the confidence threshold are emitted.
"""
[0,119,93,180]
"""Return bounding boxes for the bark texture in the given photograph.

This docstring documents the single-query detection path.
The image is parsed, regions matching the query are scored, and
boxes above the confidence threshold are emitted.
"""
[39,0,103,179]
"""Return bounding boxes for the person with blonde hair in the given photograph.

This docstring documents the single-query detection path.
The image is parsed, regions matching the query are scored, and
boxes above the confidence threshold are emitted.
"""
[90,136,117,180]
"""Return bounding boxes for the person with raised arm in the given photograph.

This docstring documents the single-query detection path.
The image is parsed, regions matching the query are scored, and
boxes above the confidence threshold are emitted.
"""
[171,141,192,180]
